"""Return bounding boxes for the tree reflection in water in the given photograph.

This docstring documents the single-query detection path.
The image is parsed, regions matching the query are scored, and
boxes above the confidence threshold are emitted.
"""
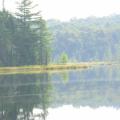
[0,73,52,120]
[0,67,120,119]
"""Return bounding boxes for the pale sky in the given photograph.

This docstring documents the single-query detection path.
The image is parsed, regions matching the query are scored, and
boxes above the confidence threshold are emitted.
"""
[1,0,120,21]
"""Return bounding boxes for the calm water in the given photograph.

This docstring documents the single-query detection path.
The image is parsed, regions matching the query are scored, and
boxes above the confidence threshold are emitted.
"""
[0,66,120,120]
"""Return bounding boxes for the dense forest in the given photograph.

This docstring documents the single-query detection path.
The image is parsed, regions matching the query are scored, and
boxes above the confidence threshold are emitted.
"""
[0,0,52,66]
[48,16,120,62]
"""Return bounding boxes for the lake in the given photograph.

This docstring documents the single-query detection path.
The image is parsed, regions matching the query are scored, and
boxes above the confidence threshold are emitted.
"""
[0,65,120,120]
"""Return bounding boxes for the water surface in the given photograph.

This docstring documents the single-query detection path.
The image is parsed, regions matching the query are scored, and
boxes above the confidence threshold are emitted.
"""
[0,66,120,120]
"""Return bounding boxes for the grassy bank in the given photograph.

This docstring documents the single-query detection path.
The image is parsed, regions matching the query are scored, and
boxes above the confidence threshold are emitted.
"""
[0,62,113,75]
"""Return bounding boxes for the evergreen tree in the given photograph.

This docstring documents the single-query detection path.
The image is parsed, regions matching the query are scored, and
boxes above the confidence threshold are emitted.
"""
[16,0,40,27]
[15,0,41,65]
[35,18,53,65]
[0,0,53,66]
[15,0,52,65]
[0,11,17,66]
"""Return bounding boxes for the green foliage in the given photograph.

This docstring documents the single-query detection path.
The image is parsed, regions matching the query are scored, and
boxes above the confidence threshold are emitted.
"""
[48,16,120,62]
[15,0,40,65]
[35,18,53,65]
[0,0,52,66]
[59,52,69,64]
[15,0,52,66]
[0,11,17,66]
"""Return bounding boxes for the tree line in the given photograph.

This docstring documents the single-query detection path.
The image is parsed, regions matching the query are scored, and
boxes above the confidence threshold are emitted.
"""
[48,16,120,62]
[0,0,52,66]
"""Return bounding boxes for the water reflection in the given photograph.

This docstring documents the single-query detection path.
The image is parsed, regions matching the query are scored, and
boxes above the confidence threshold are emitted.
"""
[51,66,120,108]
[0,73,52,120]
[0,66,120,119]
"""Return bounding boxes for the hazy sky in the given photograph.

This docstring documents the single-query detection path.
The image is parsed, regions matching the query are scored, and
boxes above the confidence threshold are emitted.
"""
[1,0,120,21]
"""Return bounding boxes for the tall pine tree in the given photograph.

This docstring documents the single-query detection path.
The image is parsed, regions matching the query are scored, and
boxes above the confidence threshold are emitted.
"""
[35,18,52,65]
[15,0,39,65]
[15,0,52,65]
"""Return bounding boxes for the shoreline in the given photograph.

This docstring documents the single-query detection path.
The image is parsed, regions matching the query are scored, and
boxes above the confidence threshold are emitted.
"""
[0,62,115,75]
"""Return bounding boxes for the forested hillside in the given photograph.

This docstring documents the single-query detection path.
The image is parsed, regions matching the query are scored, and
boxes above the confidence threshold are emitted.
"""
[48,16,120,62]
